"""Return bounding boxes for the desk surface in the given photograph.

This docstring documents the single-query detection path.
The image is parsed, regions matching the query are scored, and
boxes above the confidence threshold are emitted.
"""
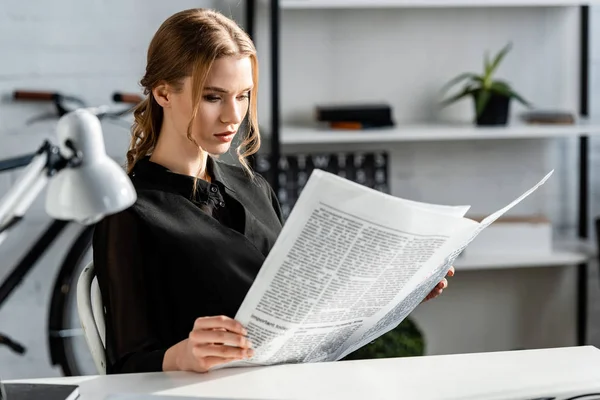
[9,346,600,400]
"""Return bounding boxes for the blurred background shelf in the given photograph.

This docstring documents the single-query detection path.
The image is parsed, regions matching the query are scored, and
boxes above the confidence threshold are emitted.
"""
[252,0,600,361]
[455,250,589,271]
[280,119,600,145]
[454,237,595,271]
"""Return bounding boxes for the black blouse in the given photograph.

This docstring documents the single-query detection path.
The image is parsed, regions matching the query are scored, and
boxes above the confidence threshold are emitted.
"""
[92,156,284,374]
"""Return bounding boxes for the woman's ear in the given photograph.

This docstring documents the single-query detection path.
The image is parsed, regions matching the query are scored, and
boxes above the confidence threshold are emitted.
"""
[152,83,171,108]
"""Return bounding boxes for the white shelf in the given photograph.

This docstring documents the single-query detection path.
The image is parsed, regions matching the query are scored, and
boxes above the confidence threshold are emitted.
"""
[280,119,600,145]
[276,0,599,9]
[454,249,589,271]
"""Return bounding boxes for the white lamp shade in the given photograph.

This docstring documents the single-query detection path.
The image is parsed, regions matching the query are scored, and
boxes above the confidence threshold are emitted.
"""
[45,109,136,224]
[46,159,136,224]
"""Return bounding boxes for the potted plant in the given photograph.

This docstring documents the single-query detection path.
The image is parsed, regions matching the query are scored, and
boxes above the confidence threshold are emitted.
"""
[440,42,531,126]
[342,317,425,361]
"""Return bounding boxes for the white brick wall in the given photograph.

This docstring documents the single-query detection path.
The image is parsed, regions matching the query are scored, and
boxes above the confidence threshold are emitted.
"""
[0,0,237,379]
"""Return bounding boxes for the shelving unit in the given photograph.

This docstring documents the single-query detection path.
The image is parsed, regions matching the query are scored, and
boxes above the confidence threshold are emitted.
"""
[273,0,600,8]
[281,120,600,145]
[455,249,588,271]
[249,0,594,347]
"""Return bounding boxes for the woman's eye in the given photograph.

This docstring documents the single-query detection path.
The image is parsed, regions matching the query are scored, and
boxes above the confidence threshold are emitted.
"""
[237,93,250,101]
[204,95,220,102]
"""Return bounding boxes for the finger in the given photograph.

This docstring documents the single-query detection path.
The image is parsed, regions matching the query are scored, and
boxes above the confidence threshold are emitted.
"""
[193,344,254,360]
[190,329,252,349]
[194,316,247,335]
[428,288,443,300]
[209,327,228,335]
[447,266,455,277]
[437,278,448,289]
[203,356,244,371]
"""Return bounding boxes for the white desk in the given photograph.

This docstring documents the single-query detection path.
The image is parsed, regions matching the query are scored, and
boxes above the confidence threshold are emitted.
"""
[8,346,600,400]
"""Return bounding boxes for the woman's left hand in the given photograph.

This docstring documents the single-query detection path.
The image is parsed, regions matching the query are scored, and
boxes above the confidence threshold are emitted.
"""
[422,266,455,302]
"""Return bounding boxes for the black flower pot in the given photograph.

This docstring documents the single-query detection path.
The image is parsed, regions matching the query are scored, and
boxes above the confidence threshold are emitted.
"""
[473,91,510,126]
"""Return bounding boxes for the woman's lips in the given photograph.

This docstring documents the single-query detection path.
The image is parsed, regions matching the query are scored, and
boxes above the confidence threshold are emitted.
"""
[215,131,236,142]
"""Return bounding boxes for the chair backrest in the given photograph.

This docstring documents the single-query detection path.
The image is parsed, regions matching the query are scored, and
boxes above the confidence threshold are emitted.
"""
[596,218,600,281]
[76,261,107,375]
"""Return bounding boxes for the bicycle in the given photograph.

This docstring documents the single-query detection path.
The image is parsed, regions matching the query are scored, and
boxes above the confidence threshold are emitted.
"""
[0,90,142,376]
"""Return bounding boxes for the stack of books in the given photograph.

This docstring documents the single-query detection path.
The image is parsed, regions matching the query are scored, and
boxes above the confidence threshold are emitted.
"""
[520,110,576,125]
[315,103,394,129]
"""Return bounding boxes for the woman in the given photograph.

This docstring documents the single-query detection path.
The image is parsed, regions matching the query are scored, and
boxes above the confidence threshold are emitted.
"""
[93,8,453,375]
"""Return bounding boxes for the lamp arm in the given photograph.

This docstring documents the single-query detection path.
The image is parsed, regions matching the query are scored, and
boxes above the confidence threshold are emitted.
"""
[0,153,36,173]
[0,141,67,236]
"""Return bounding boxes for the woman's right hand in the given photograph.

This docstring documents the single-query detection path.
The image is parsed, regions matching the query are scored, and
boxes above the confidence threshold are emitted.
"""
[165,315,254,373]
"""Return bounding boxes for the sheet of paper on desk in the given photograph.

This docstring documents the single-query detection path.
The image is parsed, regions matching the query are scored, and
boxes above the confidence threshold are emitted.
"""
[215,169,553,370]
[105,395,275,400]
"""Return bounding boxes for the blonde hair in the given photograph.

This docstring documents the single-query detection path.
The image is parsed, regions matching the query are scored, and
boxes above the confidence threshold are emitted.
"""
[126,8,260,179]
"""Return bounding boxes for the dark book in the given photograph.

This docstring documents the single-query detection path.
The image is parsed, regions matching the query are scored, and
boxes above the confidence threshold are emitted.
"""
[329,120,394,129]
[315,103,393,125]
[2,383,79,400]
[521,110,575,124]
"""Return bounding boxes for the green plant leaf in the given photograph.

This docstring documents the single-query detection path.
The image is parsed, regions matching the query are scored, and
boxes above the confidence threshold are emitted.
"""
[342,317,425,360]
[490,81,513,97]
[509,89,532,107]
[488,42,512,79]
[475,90,491,117]
[484,50,491,75]
[490,81,531,107]
[440,85,479,107]
[440,73,482,94]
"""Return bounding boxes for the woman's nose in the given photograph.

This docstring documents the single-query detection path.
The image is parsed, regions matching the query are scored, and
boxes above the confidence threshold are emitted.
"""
[221,101,243,125]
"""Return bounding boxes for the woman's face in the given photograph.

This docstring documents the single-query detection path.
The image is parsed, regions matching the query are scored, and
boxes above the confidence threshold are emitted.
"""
[168,55,254,155]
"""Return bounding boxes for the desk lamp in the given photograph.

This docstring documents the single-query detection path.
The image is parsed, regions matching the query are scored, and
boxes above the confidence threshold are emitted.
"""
[0,108,135,360]
[0,109,136,236]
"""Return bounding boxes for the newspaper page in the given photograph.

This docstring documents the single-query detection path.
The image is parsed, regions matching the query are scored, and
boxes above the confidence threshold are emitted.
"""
[336,168,556,359]
[214,169,553,369]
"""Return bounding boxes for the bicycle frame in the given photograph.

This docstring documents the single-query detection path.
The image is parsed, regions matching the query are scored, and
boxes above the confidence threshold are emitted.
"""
[0,148,73,354]
[1,89,141,371]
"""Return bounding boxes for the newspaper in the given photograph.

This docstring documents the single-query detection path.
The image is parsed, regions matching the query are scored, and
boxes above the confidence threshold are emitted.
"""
[214,169,554,369]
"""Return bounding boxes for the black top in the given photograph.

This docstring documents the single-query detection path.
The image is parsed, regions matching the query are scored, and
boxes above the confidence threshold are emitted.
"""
[92,157,284,374]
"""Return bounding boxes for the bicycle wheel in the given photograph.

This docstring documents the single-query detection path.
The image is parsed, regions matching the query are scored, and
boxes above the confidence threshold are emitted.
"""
[47,226,98,376]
